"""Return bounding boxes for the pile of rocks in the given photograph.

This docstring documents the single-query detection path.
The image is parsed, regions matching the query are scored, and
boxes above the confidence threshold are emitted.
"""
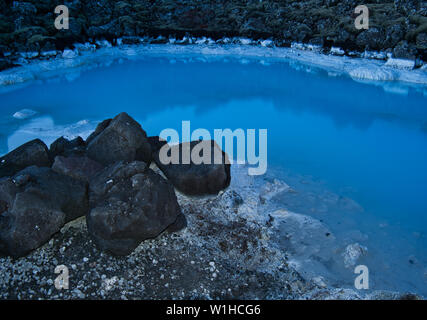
[0,112,231,257]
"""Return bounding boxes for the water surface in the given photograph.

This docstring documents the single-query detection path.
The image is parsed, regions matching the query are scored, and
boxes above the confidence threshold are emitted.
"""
[1,56,426,295]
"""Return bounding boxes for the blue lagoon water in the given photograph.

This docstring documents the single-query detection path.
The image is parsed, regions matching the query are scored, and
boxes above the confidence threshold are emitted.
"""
[1,55,427,295]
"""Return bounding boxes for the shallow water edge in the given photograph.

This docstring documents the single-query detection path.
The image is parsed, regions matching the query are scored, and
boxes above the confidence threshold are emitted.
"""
[1,42,427,96]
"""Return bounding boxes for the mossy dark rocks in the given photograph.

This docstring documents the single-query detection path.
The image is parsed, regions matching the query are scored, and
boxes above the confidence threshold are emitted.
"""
[0,139,51,178]
[0,112,231,257]
[0,166,89,257]
[0,1,426,66]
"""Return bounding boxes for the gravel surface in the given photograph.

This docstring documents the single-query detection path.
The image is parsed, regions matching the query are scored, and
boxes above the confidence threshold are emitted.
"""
[0,165,415,300]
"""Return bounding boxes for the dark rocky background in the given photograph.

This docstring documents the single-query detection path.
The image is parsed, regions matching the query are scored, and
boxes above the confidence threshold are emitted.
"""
[0,1,426,69]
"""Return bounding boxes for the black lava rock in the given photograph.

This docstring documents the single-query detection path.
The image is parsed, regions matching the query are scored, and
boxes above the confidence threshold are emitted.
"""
[49,136,86,159]
[86,112,152,166]
[0,166,89,257]
[153,140,231,196]
[0,139,51,178]
[52,155,104,183]
[87,161,183,256]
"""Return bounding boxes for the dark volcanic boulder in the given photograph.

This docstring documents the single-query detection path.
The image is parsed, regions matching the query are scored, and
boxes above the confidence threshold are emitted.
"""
[0,190,65,258]
[52,156,104,183]
[153,139,231,196]
[147,136,167,161]
[0,166,89,257]
[165,212,188,234]
[148,136,167,152]
[86,113,152,166]
[49,136,86,159]
[0,139,50,178]
[85,118,112,145]
[87,161,184,256]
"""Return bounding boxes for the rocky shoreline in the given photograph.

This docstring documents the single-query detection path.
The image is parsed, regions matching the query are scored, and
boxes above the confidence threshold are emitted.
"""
[0,111,312,299]
[1,1,427,71]
[0,112,423,300]
[0,112,232,257]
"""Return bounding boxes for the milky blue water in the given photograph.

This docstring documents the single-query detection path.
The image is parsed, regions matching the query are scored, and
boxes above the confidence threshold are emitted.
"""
[1,56,426,296]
